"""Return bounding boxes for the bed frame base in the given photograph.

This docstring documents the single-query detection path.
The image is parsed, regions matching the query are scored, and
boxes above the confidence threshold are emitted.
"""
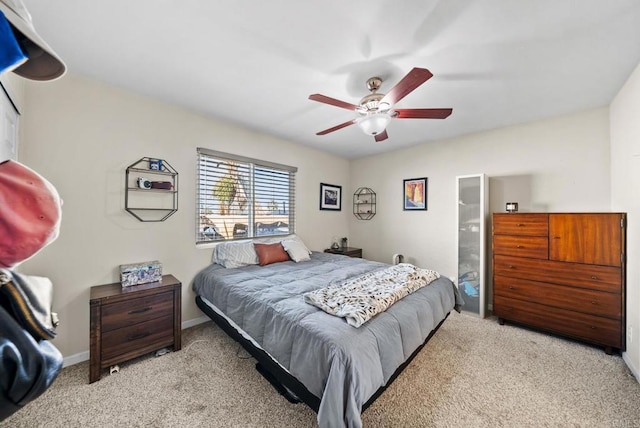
[195,295,449,414]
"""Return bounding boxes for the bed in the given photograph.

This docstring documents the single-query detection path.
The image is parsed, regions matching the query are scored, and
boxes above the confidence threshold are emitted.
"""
[192,238,461,428]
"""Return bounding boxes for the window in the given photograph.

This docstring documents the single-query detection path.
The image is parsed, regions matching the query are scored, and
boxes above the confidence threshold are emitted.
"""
[196,148,297,243]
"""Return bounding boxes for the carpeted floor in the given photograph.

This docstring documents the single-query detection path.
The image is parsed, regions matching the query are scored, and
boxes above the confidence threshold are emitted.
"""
[5,311,640,427]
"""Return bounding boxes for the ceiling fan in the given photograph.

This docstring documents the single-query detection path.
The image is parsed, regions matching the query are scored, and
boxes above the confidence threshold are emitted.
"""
[309,67,452,142]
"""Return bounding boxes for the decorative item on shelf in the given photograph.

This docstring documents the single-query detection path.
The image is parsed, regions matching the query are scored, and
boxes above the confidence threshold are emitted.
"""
[505,202,519,212]
[149,158,163,170]
[137,177,152,189]
[330,241,340,250]
[353,187,376,219]
[341,237,348,249]
[119,260,163,287]
[151,181,173,190]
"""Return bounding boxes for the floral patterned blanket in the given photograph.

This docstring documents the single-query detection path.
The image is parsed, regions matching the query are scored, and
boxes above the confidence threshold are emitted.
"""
[303,263,440,327]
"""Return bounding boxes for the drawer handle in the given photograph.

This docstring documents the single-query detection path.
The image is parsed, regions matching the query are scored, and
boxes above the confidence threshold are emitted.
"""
[591,301,598,305]
[508,265,516,269]
[591,326,597,330]
[129,307,152,315]
[127,332,150,341]
[516,245,523,248]
[591,275,598,280]
[517,223,525,227]
[509,286,515,290]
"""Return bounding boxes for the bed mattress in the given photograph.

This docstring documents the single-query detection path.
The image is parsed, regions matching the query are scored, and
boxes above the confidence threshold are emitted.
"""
[192,251,460,428]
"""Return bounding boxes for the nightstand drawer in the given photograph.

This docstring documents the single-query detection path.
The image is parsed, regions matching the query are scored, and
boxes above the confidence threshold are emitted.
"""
[101,314,174,363]
[102,291,173,332]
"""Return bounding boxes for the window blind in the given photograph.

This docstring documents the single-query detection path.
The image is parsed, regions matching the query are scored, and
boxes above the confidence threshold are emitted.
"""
[196,148,297,243]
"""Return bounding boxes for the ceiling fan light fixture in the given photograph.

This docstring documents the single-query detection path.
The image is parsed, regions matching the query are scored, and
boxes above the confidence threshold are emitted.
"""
[377,101,391,112]
[357,113,391,136]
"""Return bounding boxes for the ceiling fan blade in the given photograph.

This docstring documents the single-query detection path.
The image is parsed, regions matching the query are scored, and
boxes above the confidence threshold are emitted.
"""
[374,130,389,142]
[394,108,452,119]
[309,94,358,111]
[316,119,357,135]
[380,68,433,106]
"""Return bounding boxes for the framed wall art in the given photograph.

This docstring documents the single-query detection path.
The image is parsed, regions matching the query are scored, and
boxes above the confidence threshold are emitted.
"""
[320,182,342,211]
[403,177,427,211]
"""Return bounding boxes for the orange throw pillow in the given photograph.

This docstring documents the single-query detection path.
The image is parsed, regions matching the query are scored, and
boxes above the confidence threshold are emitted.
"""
[254,242,290,266]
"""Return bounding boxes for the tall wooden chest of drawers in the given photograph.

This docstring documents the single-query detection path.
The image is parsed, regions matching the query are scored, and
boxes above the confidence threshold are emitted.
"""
[89,274,182,382]
[492,213,626,354]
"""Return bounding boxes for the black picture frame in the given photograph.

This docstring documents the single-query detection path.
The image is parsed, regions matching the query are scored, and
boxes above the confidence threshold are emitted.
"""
[319,183,342,211]
[403,177,428,211]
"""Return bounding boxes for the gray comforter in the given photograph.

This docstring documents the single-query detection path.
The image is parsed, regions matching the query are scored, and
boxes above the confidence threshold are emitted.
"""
[192,252,460,428]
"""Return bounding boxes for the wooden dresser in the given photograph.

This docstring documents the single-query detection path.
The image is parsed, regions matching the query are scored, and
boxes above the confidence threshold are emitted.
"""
[90,274,182,382]
[492,213,625,354]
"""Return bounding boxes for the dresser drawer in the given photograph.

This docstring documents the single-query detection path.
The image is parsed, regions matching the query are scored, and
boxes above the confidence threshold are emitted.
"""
[494,296,622,348]
[101,314,174,363]
[493,235,548,259]
[101,291,173,332]
[494,275,621,319]
[494,255,621,293]
[493,213,548,236]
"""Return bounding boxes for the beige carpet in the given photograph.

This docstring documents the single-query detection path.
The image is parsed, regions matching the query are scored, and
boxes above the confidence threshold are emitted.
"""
[5,311,640,427]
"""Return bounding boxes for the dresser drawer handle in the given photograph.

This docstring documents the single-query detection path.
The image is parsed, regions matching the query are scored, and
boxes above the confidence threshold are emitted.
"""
[516,223,525,227]
[508,265,516,269]
[127,332,150,341]
[590,275,598,280]
[591,301,598,305]
[590,326,597,330]
[509,286,515,290]
[128,307,152,315]
[516,245,523,248]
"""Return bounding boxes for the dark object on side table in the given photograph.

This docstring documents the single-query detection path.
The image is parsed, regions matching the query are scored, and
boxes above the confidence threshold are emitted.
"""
[324,247,362,258]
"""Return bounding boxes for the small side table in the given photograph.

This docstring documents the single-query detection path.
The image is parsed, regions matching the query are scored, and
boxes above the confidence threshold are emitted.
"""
[89,274,181,383]
[324,247,363,258]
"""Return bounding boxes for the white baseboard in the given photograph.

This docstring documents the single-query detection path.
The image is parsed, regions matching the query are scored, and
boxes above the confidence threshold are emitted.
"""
[182,315,210,329]
[62,316,212,368]
[63,351,89,368]
[623,352,640,383]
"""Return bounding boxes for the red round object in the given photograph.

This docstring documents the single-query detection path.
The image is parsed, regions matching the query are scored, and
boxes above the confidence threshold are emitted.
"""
[0,160,62,268]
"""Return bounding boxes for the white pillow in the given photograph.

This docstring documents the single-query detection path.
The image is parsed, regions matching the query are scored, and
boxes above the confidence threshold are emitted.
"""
[282,234,312,255]
[281,239,311,262]
[212,234,311,267]
[213,240,258,268]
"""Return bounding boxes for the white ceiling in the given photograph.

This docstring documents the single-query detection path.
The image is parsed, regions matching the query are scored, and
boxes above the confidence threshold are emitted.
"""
[23,0,640,159]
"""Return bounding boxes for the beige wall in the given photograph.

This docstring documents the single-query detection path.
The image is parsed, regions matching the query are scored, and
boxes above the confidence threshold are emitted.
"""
[611,62,640,378]
[17,75,351,360]
[349,107,611,281]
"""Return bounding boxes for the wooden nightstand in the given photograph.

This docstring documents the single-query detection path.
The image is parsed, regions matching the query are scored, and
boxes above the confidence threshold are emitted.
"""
[89,274,181,383]
[324,247,363,258]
